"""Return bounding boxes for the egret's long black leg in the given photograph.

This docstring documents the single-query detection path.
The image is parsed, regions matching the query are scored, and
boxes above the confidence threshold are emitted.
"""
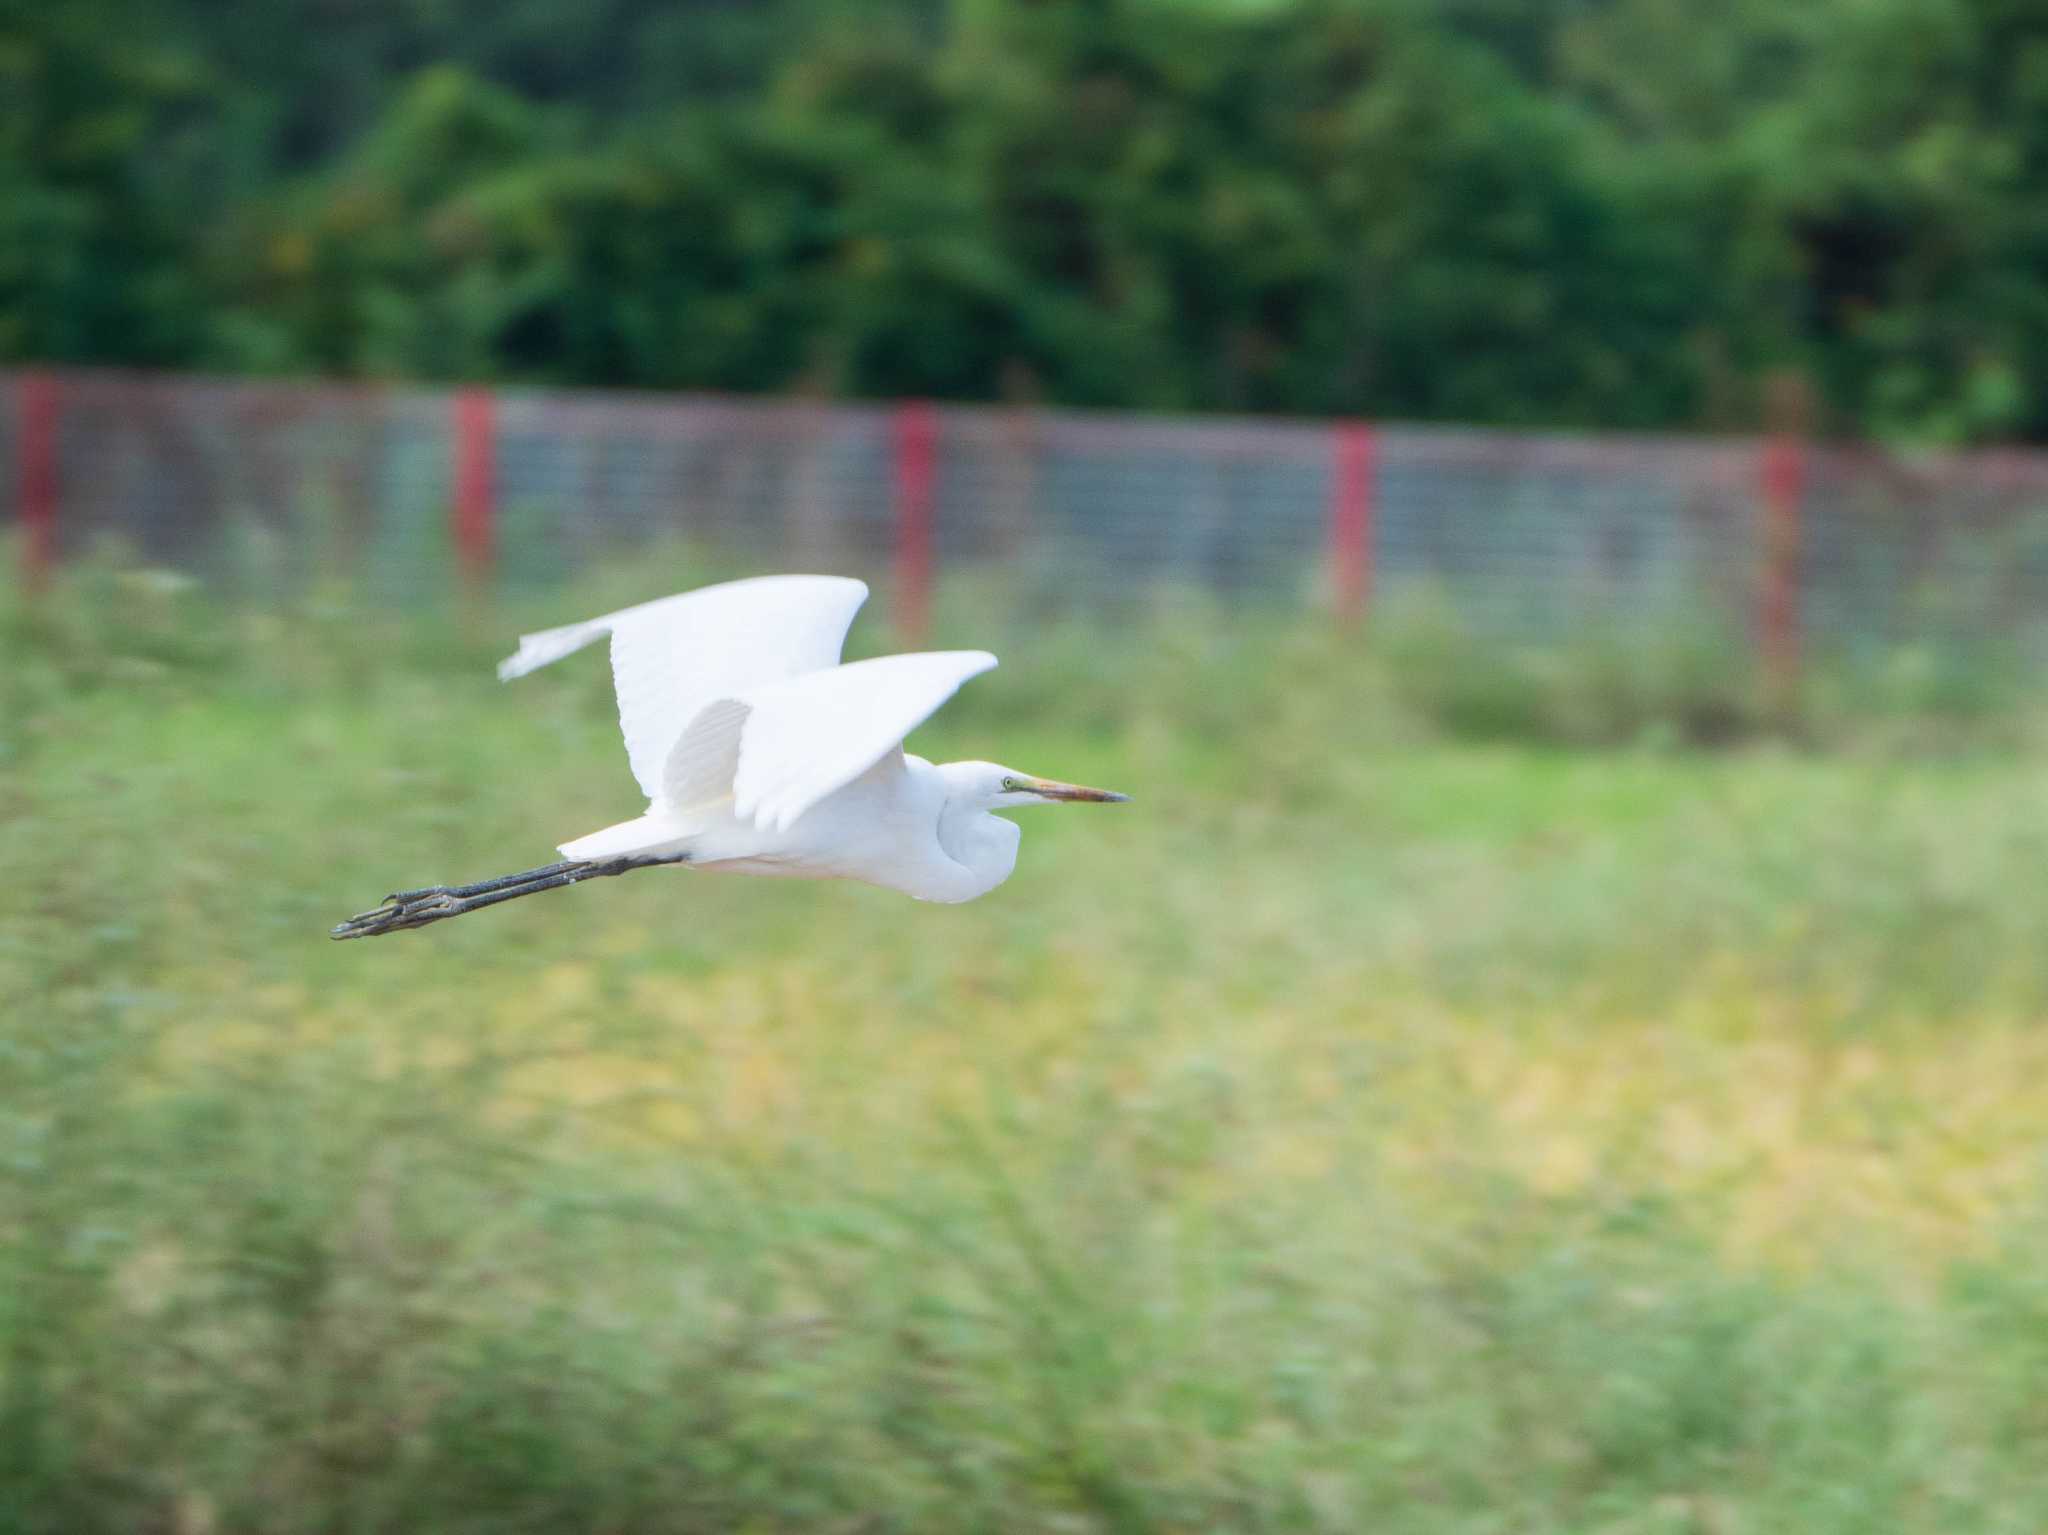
[381,860,585,906]
[331,854,688,940]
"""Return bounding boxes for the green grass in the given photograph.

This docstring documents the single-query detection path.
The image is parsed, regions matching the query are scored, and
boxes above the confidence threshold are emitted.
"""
[5,558,2048,1532]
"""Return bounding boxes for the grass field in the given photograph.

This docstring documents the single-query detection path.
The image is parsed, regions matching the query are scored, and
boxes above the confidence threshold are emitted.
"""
[5,562,2048,1532]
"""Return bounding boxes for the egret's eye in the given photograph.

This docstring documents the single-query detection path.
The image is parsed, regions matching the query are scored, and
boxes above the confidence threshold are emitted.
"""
[1001,777,1018,791]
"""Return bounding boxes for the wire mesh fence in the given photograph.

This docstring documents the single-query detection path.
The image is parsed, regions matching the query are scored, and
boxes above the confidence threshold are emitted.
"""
[9,367,2048,674]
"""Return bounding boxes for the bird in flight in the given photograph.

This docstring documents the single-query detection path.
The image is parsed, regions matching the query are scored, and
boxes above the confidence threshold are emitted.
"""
[333,574,1126,938]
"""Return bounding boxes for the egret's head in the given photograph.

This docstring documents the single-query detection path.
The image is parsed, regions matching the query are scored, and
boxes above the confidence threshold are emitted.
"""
[946,760,1129,810]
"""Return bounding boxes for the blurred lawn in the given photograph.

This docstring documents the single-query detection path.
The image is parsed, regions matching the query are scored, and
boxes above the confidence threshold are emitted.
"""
[4,560,2048,1532]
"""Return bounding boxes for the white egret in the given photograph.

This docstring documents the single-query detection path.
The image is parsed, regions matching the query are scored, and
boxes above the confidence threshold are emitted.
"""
[332,574,1126,938]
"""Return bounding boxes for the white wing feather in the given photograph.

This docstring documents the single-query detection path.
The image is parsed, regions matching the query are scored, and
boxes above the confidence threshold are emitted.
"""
[497,575,868,805]
[664,650,998,833]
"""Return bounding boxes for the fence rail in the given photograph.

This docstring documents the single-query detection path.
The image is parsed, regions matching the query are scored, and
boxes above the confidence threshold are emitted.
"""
[10,368,2048,673]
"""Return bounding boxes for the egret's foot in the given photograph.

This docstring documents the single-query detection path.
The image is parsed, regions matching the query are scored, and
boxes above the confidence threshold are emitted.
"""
[379,861,583,908]
[330,854,687,940]
[331,886,475,939]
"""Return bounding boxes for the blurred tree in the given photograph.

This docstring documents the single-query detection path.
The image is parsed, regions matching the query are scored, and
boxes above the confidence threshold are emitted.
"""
[0,0,214,361]
[2,0,2045,440]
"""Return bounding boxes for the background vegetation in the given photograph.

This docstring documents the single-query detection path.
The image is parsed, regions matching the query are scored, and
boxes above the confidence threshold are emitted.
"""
[5,0,2047,440]
[6,563,2048,1530]
[10,0,2048,1525]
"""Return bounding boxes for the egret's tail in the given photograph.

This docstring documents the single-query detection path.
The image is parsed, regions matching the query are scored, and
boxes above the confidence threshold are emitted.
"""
[556,812,694,863]
[330,853,687,940]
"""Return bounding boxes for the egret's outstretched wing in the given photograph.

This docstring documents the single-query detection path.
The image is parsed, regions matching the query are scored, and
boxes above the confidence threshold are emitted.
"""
[497,575,868,804]
[664,651,998,833]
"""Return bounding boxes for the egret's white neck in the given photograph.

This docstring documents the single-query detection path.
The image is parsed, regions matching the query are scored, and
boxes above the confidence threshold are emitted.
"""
[929,761,1022,903]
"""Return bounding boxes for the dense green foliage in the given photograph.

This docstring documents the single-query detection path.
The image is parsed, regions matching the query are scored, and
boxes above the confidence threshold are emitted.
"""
[8,564,2048,1529]
[4,0,2047,436]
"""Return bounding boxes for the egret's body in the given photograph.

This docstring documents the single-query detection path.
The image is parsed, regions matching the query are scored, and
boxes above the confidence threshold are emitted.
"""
[581,751,1019,904]
[333,575,1123,937]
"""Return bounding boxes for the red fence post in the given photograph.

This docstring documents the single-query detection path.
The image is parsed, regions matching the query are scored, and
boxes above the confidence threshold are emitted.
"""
[1758,432,1805,701]
[1329,422,1376,623]
[452,387,496,588]
[893,400,937,642]
[17,371,60,592]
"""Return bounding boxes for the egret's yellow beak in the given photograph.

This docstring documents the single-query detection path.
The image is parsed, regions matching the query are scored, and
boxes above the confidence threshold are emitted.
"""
[1024,776,1129,804]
